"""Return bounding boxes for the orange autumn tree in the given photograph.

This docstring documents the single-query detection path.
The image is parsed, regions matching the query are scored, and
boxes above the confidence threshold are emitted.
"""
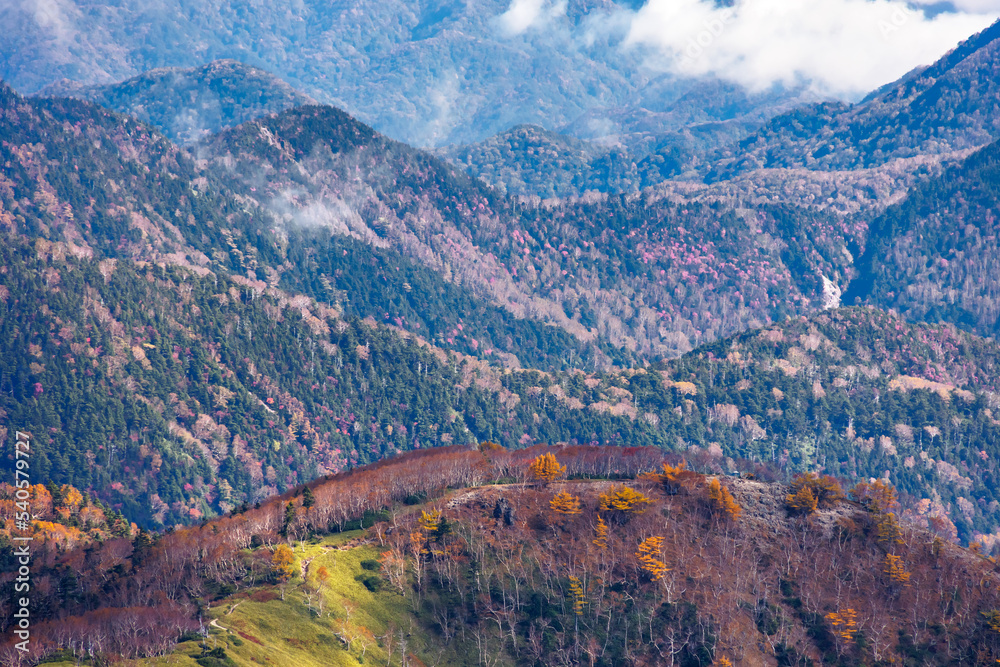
[851,479,898,513]
[883,553,911,586]
[707,479,741,520]
[826,608,858,642]
[877,512,905,547]
[530,453,566,484]
[635,537,669,581]
[787,474,844,514]
[271,544,296,582]
[593,515,609,550]
[550,492,582,516]
[641,460,690,495]
[32,520,84,550]
[786,484,818,515]
[853,480,905,547]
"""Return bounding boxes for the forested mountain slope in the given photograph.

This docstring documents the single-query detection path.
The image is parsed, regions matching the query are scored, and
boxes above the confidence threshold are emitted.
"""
[845,137,1000,339]
[202,104,867,359]
[0,82,602,371]
[442,80,813,197]
[0,231,677,528]
[37,60,316,145]
[709,19,1000,176]
[7,78,1000,546]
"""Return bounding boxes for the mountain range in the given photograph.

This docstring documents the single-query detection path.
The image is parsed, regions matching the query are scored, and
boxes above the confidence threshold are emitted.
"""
[4,7,1000,665]
[0,16,999,534]
[1,0,810,147]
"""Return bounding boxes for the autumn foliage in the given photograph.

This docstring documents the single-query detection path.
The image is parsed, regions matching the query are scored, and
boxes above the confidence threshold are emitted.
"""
[271,544,296,582]
[598,484,652,523]
[786,473,844,514]
[592,514,609,549]
[850,479,899,513]
[550,491,582,515]
[786,484,818,514]
[529,452,566,483]
[635,536,670,581]
[883,553,911,585]
[5,444,1000,665]
[706,479,741,520]
[825,608,858,642]
[567,576,586,616]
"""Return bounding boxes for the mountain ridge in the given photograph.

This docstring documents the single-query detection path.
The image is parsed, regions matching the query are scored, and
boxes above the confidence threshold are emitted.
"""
[707,18,1000,177]
[35,60,317,145]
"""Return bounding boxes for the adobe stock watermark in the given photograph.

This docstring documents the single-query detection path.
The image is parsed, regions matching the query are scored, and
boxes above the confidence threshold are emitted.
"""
[11,431,33,653]
[878,4,916,40]
[679,8,737,69]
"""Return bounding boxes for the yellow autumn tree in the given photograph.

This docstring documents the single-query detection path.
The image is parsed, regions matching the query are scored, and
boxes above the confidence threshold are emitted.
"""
[877,512,905,547]
[418,509,442,535]
[788,474,845,510]
[851,479,898,513]
[786,484,818,515]
[530,453,566,483]
[593,514,609,550]
[599,485,652,522]
[635,536,670,581]
[883,553,911,585]
[707,479,741,520]
[825,608,858,642]
[60,484,83,510]
[640,461,689,495]
[271,544,296,582]
[479,441,505,454]
[550,492,582,515]
[568,576,586,615]
[982,610,1000,634]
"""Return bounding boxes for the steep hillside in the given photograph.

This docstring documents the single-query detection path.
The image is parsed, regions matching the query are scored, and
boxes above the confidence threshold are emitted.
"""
[709,19,1000,176]
[0,78,900,367]
[846,138,1000,339]
[5,83,1000,544]
[443,80,814,197]
[0,233,671,528]
[650,308,1000,547]
[37,60,316,145]
[442,124,695,198]
[4,446,1000,666]
[462,306,1000,546]
[441,124,615,198]
[202,104,866,359]
[0,82,604,371]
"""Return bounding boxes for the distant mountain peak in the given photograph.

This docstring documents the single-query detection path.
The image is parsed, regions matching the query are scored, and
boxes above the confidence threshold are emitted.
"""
[34,59,316,145]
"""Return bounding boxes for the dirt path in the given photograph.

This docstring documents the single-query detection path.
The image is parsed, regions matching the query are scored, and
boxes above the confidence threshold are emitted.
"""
[209,618,230,634]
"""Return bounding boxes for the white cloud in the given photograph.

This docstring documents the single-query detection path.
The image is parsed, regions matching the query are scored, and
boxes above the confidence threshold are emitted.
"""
[498,0,568,36]
[623,0,999,96]
[27,0,77,47]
